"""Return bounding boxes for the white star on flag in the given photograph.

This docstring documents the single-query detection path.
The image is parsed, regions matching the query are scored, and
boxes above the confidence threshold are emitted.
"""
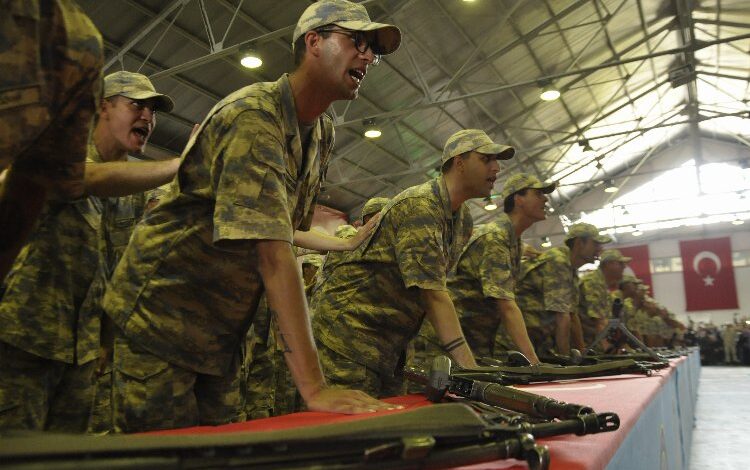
[703,275,715,287]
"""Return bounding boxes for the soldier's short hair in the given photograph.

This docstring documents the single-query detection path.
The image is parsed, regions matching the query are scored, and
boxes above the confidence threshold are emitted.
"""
[441,151,471,174]
[503,189,528,213]
[293,28,332,66]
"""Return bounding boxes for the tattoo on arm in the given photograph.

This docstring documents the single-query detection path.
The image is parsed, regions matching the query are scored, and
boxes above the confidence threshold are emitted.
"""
[271,309,293,354]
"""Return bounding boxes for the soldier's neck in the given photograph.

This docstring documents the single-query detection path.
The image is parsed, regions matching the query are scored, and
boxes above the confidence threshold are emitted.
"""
[93,127,128,162]
[443,172,470,212]
[508,210,533,237]
[289,69,334,126]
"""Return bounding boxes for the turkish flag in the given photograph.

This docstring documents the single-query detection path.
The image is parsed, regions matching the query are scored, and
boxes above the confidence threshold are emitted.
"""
[617,245,653,295]
[679,237,739,311]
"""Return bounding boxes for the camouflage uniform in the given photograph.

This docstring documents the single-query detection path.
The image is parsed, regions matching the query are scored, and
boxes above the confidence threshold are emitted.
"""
[578,269,611,345]
[102,74,334,432]
[0,144,102,432]
[310,224,358,306]
[312,176,473,397]
[1,0,102,191]
[310,197,388,304]
[429,173,554,360]
[420,214,521,360]
[503,246,579,354]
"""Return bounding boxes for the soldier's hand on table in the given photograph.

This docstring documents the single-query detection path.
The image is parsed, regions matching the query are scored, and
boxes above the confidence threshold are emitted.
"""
[347,212,381,250]
[305,387,403,414]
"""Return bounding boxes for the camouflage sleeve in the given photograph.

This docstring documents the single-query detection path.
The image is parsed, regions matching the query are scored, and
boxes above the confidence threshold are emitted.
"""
[477,231,514,300]
[211,109,292,244]
[392,198,449,291]
[540,257,576,313]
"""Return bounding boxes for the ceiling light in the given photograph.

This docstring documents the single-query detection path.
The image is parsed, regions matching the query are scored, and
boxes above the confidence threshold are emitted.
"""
[732,217,744,225]
[363,119,381,139]
[539,86,560,101]
[240,49,262,68]
[604,179,618,193]
[547,206,555,213]
[632,227,643,236]
[541,236,552,248]
[484,197,497,211]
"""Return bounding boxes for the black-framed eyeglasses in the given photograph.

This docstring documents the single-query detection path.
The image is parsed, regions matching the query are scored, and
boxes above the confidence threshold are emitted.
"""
[315,28,382,65]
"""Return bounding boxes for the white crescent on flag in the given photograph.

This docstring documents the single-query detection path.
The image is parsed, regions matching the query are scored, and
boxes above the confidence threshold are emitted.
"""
[693,250,722,275]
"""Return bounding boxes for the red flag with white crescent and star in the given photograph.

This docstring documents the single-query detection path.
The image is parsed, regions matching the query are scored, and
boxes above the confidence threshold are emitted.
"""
[679,237,739,311]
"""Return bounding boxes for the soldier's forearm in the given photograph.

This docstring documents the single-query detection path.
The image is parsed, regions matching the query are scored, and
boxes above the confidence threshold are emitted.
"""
[84,159,179,197]
[497,299,539,364]
[293,229,350,252]
[257,239,326,402]
[570,311,586,350]
[421,288,477,368]
[555,311,571,355]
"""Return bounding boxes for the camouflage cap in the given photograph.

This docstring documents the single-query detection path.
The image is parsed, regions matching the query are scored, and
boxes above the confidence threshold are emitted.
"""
[361,197,389,222]
[293,0,401,55]
[103,71,174,112]
[564,222,612,243]
[600,249,632,264]
[442,129,515,166]
[499,173,556,201]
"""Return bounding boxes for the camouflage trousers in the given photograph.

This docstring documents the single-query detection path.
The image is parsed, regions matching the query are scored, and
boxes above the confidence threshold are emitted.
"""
[0,341,95,432]
[243,329,299,419]
[318,343,406,399]
[1,0,102,192]
[111,334,245,433]
[87,364,112,434]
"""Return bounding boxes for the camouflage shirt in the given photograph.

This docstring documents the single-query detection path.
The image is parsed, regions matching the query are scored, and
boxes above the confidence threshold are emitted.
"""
[447,213,521,357]
[510,246,578,352]
[0,144,104,364]
[312,177,472,375]
[579,269,612,320]
[103,74,334,376]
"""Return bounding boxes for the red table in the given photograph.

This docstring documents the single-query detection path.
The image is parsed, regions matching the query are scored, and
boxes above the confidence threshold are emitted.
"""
[152,353,698,470]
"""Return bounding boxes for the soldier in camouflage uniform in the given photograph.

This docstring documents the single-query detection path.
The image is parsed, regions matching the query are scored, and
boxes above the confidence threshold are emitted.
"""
[578,249,631,347]
[243,198,384,420]
[84,71,179,433]
[416,173,555,365]
[0,72,175,432]
[503,223,611,356]
[0,0,103,280]
[313,129,515,397]
[102,0,401,432]
[619,275,647,338]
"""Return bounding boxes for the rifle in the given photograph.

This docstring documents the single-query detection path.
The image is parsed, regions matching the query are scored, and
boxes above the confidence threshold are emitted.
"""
[586,298,665,362]
[405,355,620,432]
[0,403,550,470]
[537,349,670,370]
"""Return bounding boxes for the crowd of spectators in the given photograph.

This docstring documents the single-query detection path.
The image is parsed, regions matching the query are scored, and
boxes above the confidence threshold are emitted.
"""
[684,317,750,365]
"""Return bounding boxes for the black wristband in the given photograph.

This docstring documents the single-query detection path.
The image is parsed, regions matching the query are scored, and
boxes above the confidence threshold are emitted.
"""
[443,337,466,353]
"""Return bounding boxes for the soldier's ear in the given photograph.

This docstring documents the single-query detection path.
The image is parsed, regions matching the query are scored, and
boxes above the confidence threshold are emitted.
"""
[305,30,322,59]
